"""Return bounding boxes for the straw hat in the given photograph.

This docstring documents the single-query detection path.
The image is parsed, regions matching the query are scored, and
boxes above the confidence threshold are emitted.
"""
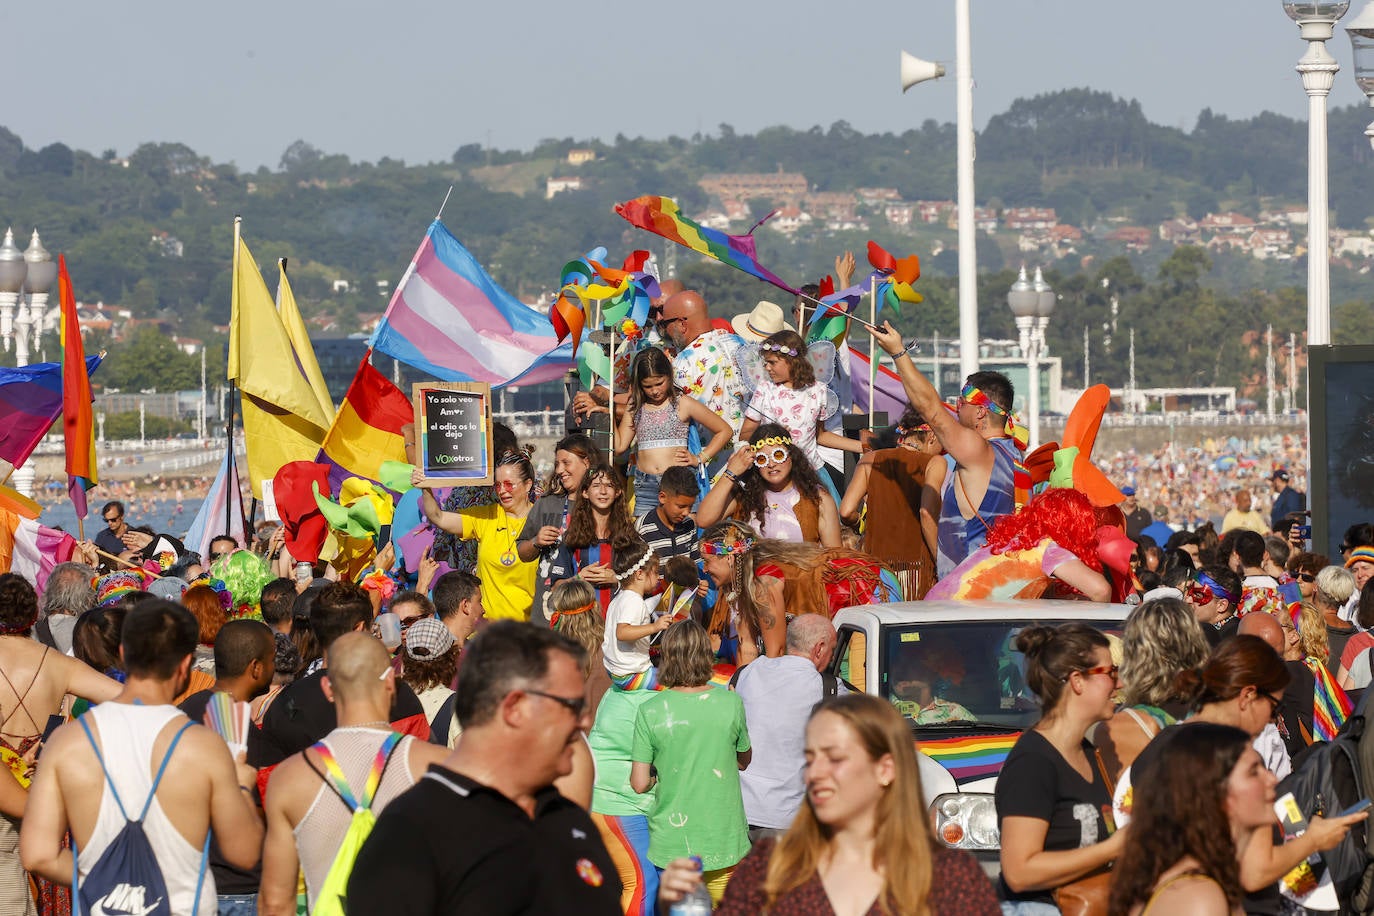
[731,300,794,342]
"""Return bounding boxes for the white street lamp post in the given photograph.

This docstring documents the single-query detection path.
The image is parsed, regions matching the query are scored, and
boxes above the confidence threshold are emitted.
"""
[902,0,977,380]
[0,230,25,356]
[1008,265,1055,450]
[1347,2,1374,147]
[1285,1,1350,348]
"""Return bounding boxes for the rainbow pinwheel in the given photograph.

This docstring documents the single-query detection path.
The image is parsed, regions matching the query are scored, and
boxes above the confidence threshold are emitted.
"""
[867,241,924,312]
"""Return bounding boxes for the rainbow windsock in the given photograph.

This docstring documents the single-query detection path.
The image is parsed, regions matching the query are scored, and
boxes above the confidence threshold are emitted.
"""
[615,196,799,296]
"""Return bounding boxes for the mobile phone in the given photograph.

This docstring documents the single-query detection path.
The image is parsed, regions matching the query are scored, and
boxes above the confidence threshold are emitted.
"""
[1296,525,1312,539]
[1339,798,1373,817]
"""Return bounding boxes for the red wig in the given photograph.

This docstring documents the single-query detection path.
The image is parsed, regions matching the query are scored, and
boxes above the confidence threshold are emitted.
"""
[985,488,1102,571]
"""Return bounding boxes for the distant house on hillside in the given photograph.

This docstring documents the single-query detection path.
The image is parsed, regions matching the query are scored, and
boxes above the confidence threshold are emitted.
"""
[857,187,901,205]
[150,231,184,258]
[768,206,812,234]
[1003,207,1057,231]
[886,203,915,227]
[1159,218,1200,243]
[698,170,808,205]
[694,210,731,230]
[1247,229,1293,260]
[804,192,857,221]
[546,176,583,199]
[916,200,955,223]
[1200,212,1255,236]
[1107,226,1152,251]
[947,206,998,233]
[566,148,596,166]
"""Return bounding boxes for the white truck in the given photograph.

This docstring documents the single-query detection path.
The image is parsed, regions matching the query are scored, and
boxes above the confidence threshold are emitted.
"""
[827,599,1129,870]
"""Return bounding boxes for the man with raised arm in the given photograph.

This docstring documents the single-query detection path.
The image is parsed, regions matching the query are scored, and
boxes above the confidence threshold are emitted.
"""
[870,321,1026,578]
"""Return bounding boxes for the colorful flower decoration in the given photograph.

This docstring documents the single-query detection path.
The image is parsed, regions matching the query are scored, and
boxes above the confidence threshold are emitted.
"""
[620,318,644,342]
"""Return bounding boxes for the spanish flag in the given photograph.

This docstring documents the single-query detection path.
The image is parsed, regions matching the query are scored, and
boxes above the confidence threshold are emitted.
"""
[316,353,412,490]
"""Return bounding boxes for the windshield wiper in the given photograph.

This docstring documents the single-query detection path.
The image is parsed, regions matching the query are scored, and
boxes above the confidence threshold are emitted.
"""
[910,721,1023,733]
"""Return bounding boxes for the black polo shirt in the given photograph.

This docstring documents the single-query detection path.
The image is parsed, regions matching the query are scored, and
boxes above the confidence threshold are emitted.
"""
[346,765,622,915]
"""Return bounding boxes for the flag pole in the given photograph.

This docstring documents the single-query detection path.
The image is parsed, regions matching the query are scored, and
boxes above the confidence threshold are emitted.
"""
[227,216,242,541]
[869,275,878,430]
[436,185,455,220]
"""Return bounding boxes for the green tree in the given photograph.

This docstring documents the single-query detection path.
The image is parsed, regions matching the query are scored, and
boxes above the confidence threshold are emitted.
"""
[101,327,199,392]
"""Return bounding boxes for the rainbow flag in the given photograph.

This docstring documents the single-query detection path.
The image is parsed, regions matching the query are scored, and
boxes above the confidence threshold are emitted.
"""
[1305,657,1353,742]
[917,732,1021,785]
[316,354,414,491]
[615,196,799,296]
[370,220,571,387]
[58,255,98,519]
[0,356,101,471]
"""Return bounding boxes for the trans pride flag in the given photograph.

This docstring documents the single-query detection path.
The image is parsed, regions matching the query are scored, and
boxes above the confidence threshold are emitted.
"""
[370,220,571,388]
[0,356,101,470]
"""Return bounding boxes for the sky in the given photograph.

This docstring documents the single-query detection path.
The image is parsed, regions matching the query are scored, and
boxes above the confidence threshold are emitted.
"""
[2,0,1370,170]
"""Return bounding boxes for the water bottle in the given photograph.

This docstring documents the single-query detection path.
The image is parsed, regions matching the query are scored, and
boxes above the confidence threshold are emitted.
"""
[668,856,712,915]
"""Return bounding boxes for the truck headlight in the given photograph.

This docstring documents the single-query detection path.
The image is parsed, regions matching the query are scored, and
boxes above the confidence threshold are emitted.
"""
[930,793,1000,850]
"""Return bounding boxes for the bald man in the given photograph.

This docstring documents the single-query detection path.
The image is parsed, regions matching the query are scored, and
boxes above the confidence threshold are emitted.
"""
[658,289,748,451]
[731,614,842,841]
[259,634,447,915]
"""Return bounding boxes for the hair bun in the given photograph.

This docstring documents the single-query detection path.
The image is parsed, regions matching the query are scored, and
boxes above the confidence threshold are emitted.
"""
[1015,625,1056,659]
[1172,666,1205,703]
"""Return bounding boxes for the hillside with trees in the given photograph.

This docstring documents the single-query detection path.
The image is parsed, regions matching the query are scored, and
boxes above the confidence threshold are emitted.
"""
[0,88,1370,399]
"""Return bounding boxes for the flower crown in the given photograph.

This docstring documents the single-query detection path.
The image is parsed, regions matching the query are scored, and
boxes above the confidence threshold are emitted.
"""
[616,546,655,582]
[751,435,793,450]
[701,530,756,557]
[760,342,799,358]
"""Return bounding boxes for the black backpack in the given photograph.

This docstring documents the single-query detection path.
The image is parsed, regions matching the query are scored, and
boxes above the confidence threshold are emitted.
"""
[74,715,210,916]
[1277,691,1374,911]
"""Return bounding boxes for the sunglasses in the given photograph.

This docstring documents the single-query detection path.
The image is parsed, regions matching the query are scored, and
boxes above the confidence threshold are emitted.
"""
[1262,691,1284,722]
[657,315,688,330]
[104,515,120,523]
[525,689,587,718]
[493,480,521,492]
[1184,581,1217,605]
[753,446,790,468]
[1079,664,1120,681]
[1296,572,1317,583]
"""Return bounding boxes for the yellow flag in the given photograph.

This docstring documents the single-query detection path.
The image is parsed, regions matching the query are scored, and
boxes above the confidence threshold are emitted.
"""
[276,259,336,425]
[228,231,331,498]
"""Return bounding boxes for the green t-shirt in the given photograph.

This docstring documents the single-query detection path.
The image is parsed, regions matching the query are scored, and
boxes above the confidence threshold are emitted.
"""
[589,689,656,817]
[631,687,751,870]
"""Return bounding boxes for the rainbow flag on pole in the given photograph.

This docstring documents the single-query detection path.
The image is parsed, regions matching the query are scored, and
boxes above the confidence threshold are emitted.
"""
[369,220,571,387]
[58,255,98,519]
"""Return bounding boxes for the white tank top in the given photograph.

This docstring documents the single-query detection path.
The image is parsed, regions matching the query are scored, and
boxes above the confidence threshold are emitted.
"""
[80,703,215,914]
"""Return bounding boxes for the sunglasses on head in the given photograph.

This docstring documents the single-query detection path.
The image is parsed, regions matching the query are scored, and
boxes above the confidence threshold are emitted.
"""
[752,446,790,468]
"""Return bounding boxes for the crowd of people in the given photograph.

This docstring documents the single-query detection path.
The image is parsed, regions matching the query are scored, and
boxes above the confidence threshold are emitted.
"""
[0,276,1371,916]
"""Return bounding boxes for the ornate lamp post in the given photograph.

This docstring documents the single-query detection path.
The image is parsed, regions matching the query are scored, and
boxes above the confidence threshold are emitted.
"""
[1348,2,1374,147]
[0,229,25,354]
[21,230,56,367]
[1284,0,1350,348]
[1007,265,1054,450]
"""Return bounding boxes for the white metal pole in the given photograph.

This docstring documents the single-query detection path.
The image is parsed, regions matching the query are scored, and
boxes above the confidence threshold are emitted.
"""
[869,276,878,429]
[1298,31,1339,347]
[1083,324,1090,388]
[1266,324,1276,419]
[1028,324,1041,451]
[955,0,979,382]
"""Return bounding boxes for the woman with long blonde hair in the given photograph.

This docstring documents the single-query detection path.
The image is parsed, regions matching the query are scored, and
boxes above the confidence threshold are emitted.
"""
[658,693,998,914]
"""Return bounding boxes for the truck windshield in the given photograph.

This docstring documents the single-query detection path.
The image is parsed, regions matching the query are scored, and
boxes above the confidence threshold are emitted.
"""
[883,620,1124,729]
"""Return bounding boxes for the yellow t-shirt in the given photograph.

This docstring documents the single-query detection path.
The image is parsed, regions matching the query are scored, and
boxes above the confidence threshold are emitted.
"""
[460,503,538,621]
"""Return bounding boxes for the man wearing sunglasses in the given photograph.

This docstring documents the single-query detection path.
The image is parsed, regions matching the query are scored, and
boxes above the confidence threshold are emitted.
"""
[348,621,621,915]
[659,290,748,469]
[1185,565,1243,648]
[870,321,1023,577]
[92,500,133,559]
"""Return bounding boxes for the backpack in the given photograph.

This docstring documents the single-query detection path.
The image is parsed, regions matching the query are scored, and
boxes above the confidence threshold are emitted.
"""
[305,731,403,916]
[74,715,209,916]
[1277,689,1374,910]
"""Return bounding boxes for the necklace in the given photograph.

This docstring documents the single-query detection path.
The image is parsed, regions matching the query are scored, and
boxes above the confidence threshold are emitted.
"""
[499,503,524,568]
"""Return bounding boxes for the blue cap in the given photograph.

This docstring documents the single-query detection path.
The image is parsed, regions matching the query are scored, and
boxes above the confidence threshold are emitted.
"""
[1121,486,1136,496]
